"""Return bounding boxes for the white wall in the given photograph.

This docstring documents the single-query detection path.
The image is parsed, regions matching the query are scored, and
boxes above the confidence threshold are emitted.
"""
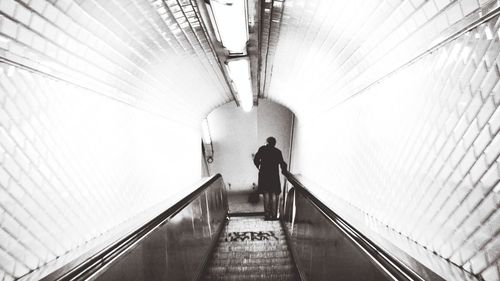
[0,64,202,279]
[257,99,293,167]
[207,100,293,192]
[0,0,232,278]
[291,18,500,281]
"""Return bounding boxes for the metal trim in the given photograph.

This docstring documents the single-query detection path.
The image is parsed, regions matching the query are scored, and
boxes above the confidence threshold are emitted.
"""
[193,215,229,281]
[279,194,307,281]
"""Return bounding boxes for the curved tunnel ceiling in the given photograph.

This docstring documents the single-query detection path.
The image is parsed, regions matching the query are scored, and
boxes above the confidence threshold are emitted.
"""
[265,0,496,120]
[1,0,495,124]
[0,0,233,126]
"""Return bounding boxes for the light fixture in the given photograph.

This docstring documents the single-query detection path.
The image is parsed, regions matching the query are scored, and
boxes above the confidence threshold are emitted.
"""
[205,0,253,112]
[227,58,253,112]
[206,0,249,54]
[201,118,212,145]
[201,118,214,163]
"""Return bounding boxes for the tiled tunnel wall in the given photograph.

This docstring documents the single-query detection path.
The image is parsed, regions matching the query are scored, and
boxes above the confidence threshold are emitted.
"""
[0,0,222,280]
[0,63,202,280]
[0,0,499,280]
[293,15,500,281]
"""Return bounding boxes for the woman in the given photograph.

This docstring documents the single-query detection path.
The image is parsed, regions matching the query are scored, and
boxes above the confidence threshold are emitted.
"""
[253,137,287,220]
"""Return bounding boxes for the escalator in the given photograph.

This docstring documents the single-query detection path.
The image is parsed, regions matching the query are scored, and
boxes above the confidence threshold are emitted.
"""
[33,174,444,281]
[202,216,299,281]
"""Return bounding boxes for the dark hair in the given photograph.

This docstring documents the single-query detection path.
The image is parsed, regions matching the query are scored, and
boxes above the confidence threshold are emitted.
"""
[266,137,276,146]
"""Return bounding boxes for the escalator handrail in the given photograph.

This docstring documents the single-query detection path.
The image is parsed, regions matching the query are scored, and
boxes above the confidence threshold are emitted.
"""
[283,172,432,281]
[45,174,224,281]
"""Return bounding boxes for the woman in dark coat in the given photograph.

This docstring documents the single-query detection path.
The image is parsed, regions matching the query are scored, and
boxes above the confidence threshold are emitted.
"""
[253,137,287,220]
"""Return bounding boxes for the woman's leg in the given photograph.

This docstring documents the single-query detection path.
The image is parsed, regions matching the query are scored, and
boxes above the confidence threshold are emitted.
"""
[271,193,278,219]
[263,192,270,219]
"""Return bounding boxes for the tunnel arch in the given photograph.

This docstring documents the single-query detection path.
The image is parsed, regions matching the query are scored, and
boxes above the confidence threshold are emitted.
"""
[200,99,295,196]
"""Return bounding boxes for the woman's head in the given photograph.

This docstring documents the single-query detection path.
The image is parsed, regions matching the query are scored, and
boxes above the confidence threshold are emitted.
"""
[266,137,276,147]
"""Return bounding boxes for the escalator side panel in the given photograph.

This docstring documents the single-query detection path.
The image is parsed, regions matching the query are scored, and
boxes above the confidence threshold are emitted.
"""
[92,178,227,281]
[283,191,393,281]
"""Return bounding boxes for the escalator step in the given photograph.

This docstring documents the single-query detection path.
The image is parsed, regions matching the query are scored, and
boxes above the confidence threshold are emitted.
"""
[203,273,297,281]
[219,233,286,241]
[224,225,283,231]
[215,241,288,251]
[210,256,293,266]
[214,246,290,253]
[211,250,291,259]
[201,217,298,281]
[207,264,296,275]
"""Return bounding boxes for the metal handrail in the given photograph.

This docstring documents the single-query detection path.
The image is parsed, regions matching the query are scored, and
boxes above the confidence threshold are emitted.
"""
[42,174,224,281]
[282,172,440,281]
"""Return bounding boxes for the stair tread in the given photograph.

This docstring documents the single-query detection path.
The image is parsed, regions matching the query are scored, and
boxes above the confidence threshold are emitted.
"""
[203,273,298,281]
[214,247,290,253]
[210,257,292,265]
[212,251,291,259]
[202,217,298,281]
[217,240,287,244]
[207,264,295,272]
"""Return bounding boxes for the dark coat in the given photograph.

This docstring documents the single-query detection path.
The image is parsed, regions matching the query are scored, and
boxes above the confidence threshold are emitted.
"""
[253,145,287,194]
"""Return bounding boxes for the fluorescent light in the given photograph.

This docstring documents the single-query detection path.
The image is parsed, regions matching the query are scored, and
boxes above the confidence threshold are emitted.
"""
[208,0,249,53]
[201,119,212,144]
[206,4,222,42]
[227,58,253,112]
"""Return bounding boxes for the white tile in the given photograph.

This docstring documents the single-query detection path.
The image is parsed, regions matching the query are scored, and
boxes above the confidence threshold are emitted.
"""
[480,66,499,98]
[462,119,480,148]
[484,133,500,165]
[466,93,484,121]
[14,4,32,26]
[29,0,47,14]
[0,16,18,38]
[488,105,500,134]
[0,0,17,18]
[29,14,46,34]
[459,0,479,15]
[481,260,499,281]
[446,3,463,25]
[477,97,495,127]
[470,154,488,184]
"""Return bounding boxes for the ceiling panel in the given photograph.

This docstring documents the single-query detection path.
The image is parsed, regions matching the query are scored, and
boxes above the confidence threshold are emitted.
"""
[266,0,493,119]
[0,0,231,125]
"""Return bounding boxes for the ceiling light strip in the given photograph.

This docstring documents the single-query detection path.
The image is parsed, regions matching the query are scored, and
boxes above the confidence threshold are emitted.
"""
[190,2,235,101]
[209,0,249,54]
[227,58,253,111]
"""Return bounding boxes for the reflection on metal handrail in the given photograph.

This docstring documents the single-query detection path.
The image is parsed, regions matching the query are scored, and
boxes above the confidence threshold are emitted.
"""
[46,174,225,281]
[282,172,437,281]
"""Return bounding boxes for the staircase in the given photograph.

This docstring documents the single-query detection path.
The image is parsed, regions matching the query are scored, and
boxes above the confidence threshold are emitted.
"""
[202,216,300,281]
